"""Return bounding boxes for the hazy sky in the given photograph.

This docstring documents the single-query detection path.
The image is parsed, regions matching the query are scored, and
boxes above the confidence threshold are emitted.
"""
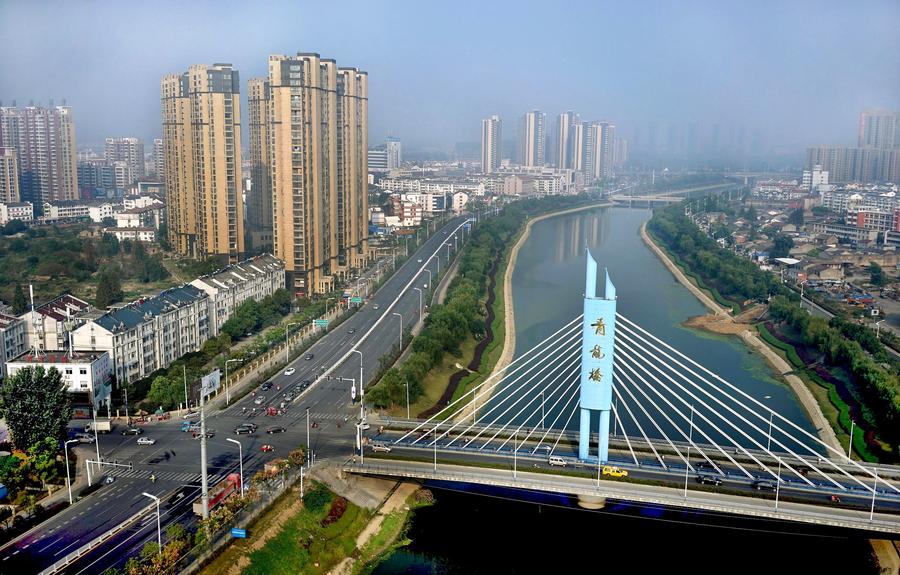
[1,0,898,153]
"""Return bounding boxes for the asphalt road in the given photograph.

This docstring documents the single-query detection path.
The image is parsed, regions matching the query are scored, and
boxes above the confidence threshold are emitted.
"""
[0,215,473,574]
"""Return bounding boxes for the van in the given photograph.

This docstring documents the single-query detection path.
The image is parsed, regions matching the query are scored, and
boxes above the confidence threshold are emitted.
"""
[548,456,567,467]
[371,443,392,453]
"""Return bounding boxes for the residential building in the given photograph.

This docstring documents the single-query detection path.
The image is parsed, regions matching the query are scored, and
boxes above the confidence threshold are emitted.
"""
[5,350,111,410]
[87,200,121,223]
[0,312,27,379]
[246,78,273,253]
[845,208,894,231]
[806,146,900,184]
[105,137,145,183]
[267,53,369,296]
[809,222,879,243]
[821,188,900,213]
[153,138,165,180]
[115,203,165,230]
[519,110,545,167]
[570,122,585,172]
[77,158,115,197]
[161,63,245,262]
[858,108,898,150]
[553,111,575,169]
[71,285,210,383]
[189,253,285,335]
[20,293,92,353]
[0,147,19,202]
[481,115,502,174]
[0,105,79,210]
[104,227,156,243]
[42,199,90,221]
[386,137,402,170]
[802,164,829,191]
[0,201,33,224]
[368,148,389,172]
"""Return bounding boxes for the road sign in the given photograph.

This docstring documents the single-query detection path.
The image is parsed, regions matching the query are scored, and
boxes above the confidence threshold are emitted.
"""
[201,369,221,397]
[350,297,362,304]
[351,384,357,401]
[231,528,247,538]
[314,319,330,327]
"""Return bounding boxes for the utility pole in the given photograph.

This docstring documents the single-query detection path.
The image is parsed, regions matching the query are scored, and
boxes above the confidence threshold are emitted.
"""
[183,365,189,411]
[200,388,209,523]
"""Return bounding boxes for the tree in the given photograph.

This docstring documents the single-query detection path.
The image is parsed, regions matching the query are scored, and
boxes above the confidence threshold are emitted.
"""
[0,366,72,450]
[869,262,887,287]
[95,270,123,308]
[12,283,27,314]
[770,234,794,258]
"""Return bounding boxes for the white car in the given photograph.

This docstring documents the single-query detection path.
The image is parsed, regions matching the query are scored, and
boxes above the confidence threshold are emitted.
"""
[137,437,156,445]
[284,367,296,376]
[182,411,200,420]
[254,395,266,405]
[371,443,392,453]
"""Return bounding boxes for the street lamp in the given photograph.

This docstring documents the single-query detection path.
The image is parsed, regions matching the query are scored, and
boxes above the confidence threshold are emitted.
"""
[142,492,162,554]
[351,350,364,419]
[64,439,78,504]
[875,319,885,339]
[423,268,432,290]
[413,287,423,319]
[285,322,302,364]
[225,438,244,498]
[392,312,403,350]
[848,419,855,459]
[444,243,450,259]
[404,378,410,420]
[225,359,242,406]
[325,297,335,317]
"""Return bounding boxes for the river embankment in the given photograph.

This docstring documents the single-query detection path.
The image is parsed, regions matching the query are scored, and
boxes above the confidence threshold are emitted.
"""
[639,221,841,452]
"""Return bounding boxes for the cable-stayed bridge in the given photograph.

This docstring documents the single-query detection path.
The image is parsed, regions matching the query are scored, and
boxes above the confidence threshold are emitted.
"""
[345,250,900,535]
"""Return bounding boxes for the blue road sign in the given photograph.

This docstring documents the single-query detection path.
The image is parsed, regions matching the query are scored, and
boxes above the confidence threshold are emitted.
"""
[231,528,247,538]
[314,319,330,327]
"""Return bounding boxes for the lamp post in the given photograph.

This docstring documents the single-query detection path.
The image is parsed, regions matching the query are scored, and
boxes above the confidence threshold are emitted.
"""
[351,350,364,420]
[684,405,694,499]
[64,439,78,504]
[848,419,855,459]
[142,492,161,554]
[225,359,242,406]
[225,438,244,497]
[404,378,410,419]
[306,407,311,466]
[767,411,774,452]
[423,269,432,290]
[875,319,885,339]
[413,287,423,319]
[325,297,335,317]
[775,459,782,511]
[285,322,301,364]
[444,243,450,259]
[392,312,403,350]
[870,467,879,522]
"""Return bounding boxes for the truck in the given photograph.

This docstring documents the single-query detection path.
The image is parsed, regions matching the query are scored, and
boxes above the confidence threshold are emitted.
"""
[85,419,113,434]
[192,473,241,516]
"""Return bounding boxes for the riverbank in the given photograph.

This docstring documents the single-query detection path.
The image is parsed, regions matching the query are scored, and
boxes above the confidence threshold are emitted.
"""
[640,222,842,453]
[460,202,613,422]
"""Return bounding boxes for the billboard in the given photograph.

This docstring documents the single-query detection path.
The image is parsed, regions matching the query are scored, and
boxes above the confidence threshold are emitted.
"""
[202,369,221,397]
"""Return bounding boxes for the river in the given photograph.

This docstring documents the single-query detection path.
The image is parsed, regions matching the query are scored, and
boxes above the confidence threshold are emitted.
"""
[371,206,872,574]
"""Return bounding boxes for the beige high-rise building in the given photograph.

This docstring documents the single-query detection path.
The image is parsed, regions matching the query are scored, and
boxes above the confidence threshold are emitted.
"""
[0,147,19,203]
[105,137,145,182]
[246,78,272,252]
[161,63,244,262]
[553,111,575,169]
[267,53,369,296]
[0,105,78,208]
[518,110,545,167]
[481,115,502,173]
[152,138,165,180]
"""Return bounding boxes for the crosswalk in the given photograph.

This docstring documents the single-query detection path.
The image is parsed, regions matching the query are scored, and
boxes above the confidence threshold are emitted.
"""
[103,466,225,484]
[215,408,353,425]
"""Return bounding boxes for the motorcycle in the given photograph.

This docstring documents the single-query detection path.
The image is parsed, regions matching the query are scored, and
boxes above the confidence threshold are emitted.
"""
[150,474,157,483]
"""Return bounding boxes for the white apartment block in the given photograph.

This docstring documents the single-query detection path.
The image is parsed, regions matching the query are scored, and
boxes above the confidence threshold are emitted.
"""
[189,253,285,336]
[0,201,34,224]
[19,293,92,354]
[71,285,210,384]
[6,350,111,409]
[0,312,27,379]
[104,227,156,243]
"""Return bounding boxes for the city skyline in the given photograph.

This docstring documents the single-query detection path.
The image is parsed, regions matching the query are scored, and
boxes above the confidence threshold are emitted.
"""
[1,1,898,156]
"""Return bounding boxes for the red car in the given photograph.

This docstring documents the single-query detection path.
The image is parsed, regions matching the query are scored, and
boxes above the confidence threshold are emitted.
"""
[261,444,275,453]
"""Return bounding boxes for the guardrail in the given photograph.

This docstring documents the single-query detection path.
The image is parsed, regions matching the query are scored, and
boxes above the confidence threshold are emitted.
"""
[38,500,158,575]
[344,460,900,535]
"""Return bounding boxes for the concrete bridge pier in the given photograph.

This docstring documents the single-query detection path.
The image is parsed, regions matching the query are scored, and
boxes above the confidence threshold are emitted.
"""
[576,494,607,509]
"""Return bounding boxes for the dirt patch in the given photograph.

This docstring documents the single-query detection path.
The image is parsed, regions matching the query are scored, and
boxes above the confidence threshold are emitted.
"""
[683,305,763,335]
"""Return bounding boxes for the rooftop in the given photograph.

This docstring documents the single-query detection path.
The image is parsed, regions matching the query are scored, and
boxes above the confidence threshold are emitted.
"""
[93,284,207,333]
[31,293,91,322]
[193,253,284,291]
[10,350,106,364]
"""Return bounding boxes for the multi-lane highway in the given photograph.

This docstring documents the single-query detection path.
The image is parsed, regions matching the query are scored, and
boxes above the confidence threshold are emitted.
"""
[0,215,473,574]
